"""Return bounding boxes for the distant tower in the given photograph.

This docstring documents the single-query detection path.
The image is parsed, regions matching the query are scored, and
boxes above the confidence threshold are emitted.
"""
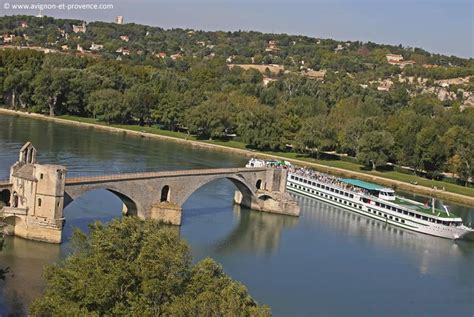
[115,16,124,25]
[37,9,43,18]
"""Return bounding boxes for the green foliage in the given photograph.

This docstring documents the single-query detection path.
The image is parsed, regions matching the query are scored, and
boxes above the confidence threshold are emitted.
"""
[0,15,473,185]
[357,131,394,170]
[30,218,270,316]
[87,89,129,123]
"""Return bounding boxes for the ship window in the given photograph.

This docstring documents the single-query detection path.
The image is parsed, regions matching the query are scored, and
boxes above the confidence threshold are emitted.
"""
[389,216,392,220]
[40,173,44,180]
[290,175,294,180]
[422,216,428,221]
[359,205,362,209]
[415,214,421,219]
[38,198,42,207]
[401,220,405,223]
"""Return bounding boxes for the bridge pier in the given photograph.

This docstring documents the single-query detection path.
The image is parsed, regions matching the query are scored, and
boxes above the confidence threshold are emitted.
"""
[150,202,182,226]
[233,190,300,217]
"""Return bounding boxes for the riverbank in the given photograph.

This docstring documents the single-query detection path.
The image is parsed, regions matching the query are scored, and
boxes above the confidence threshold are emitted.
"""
[1,108,473,206]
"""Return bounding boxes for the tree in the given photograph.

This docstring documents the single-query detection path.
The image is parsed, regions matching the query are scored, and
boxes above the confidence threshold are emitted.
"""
[32,68,75,116]
[124,84,156,125]
[237,105,284,150]
[414,126,446,179]
[294,115,335,158]
[30,218,270,316]
[443,126,473,185]
[185,93,237,140]
[357,131,394,170]
[87,89,129,123]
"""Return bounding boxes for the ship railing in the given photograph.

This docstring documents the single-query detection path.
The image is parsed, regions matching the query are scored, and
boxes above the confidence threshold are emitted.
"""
[289,171,371,197]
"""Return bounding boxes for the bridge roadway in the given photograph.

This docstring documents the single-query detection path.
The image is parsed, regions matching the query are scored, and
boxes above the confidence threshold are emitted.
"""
[65,167,269,185]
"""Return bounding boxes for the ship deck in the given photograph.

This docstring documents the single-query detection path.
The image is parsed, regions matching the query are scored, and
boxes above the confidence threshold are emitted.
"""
[394,197,458,219]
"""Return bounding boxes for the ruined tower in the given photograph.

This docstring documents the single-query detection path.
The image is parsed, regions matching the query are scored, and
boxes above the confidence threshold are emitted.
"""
[3,142,67,243]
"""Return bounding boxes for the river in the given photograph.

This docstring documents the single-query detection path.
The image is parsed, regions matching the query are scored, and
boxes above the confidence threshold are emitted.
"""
[0,114,473,317]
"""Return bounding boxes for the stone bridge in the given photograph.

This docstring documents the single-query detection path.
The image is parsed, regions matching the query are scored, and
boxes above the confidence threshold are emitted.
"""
[64,167,300,226]
[1,143,299,243]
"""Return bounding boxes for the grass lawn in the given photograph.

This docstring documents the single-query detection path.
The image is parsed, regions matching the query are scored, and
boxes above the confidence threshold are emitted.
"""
[59,115,474,198]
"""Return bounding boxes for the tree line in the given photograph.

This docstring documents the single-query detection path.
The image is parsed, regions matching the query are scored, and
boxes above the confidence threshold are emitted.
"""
[0,46,472,184]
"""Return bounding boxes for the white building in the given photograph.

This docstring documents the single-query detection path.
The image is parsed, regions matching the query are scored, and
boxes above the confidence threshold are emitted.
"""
[115,16,124,25]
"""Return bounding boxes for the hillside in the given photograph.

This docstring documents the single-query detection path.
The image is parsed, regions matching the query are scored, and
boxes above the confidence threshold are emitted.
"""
[0,15,473,187]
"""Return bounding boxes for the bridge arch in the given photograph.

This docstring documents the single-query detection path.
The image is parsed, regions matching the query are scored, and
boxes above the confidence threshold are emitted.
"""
[0,189,10,207]
[2,216,25,235]
[64,186,140,217]
[178,174,258,208]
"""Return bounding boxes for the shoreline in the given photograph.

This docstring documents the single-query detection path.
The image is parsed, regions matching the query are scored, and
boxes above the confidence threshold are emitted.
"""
[1,108,473,206]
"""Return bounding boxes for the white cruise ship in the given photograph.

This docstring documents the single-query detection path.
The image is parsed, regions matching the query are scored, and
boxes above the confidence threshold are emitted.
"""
[246,159,474,241]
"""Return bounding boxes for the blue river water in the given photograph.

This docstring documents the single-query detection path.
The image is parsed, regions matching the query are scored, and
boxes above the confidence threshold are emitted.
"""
[0,114,473,316]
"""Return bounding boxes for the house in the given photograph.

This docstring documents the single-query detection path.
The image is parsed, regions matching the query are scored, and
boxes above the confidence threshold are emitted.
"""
[90,43,103,51]
[302,69,327,80]
[398,60,416,68]
[376,79,394,91]
[116,47,130,55]
[386,53,415,68]
[386,54,403,63]
[334,44,344,52]
[196,41,206,47]
[72,21,86,33]
[61,45,69,51]
[263,76,277,86]
[20,21,28,28]
[422,64,440,68]
[76,44,84,52]
[120,35,129,42]
[156,52,167,58]
[3,34,14,43]
[265,40,279,52]
[170,53,182,60]
[58,28,68,39]
[115,16,124,25]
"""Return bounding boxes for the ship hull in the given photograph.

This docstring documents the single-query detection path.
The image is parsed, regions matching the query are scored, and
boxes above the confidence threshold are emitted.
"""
[287,175,472,240]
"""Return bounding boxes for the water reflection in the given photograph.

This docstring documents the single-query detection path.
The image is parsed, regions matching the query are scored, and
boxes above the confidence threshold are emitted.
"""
[216,205,299,256]
[295,194,474,276]
[0,237,60,316]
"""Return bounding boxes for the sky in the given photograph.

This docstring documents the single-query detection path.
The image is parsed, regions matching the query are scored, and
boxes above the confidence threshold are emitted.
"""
[2,0,473,57]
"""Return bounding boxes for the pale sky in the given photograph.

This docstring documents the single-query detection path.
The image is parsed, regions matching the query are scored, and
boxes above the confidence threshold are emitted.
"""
[2,0,473,57]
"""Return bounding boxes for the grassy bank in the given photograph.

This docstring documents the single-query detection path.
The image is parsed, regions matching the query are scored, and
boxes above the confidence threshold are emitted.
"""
[60,114,473,199]
[1,109,473,205]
